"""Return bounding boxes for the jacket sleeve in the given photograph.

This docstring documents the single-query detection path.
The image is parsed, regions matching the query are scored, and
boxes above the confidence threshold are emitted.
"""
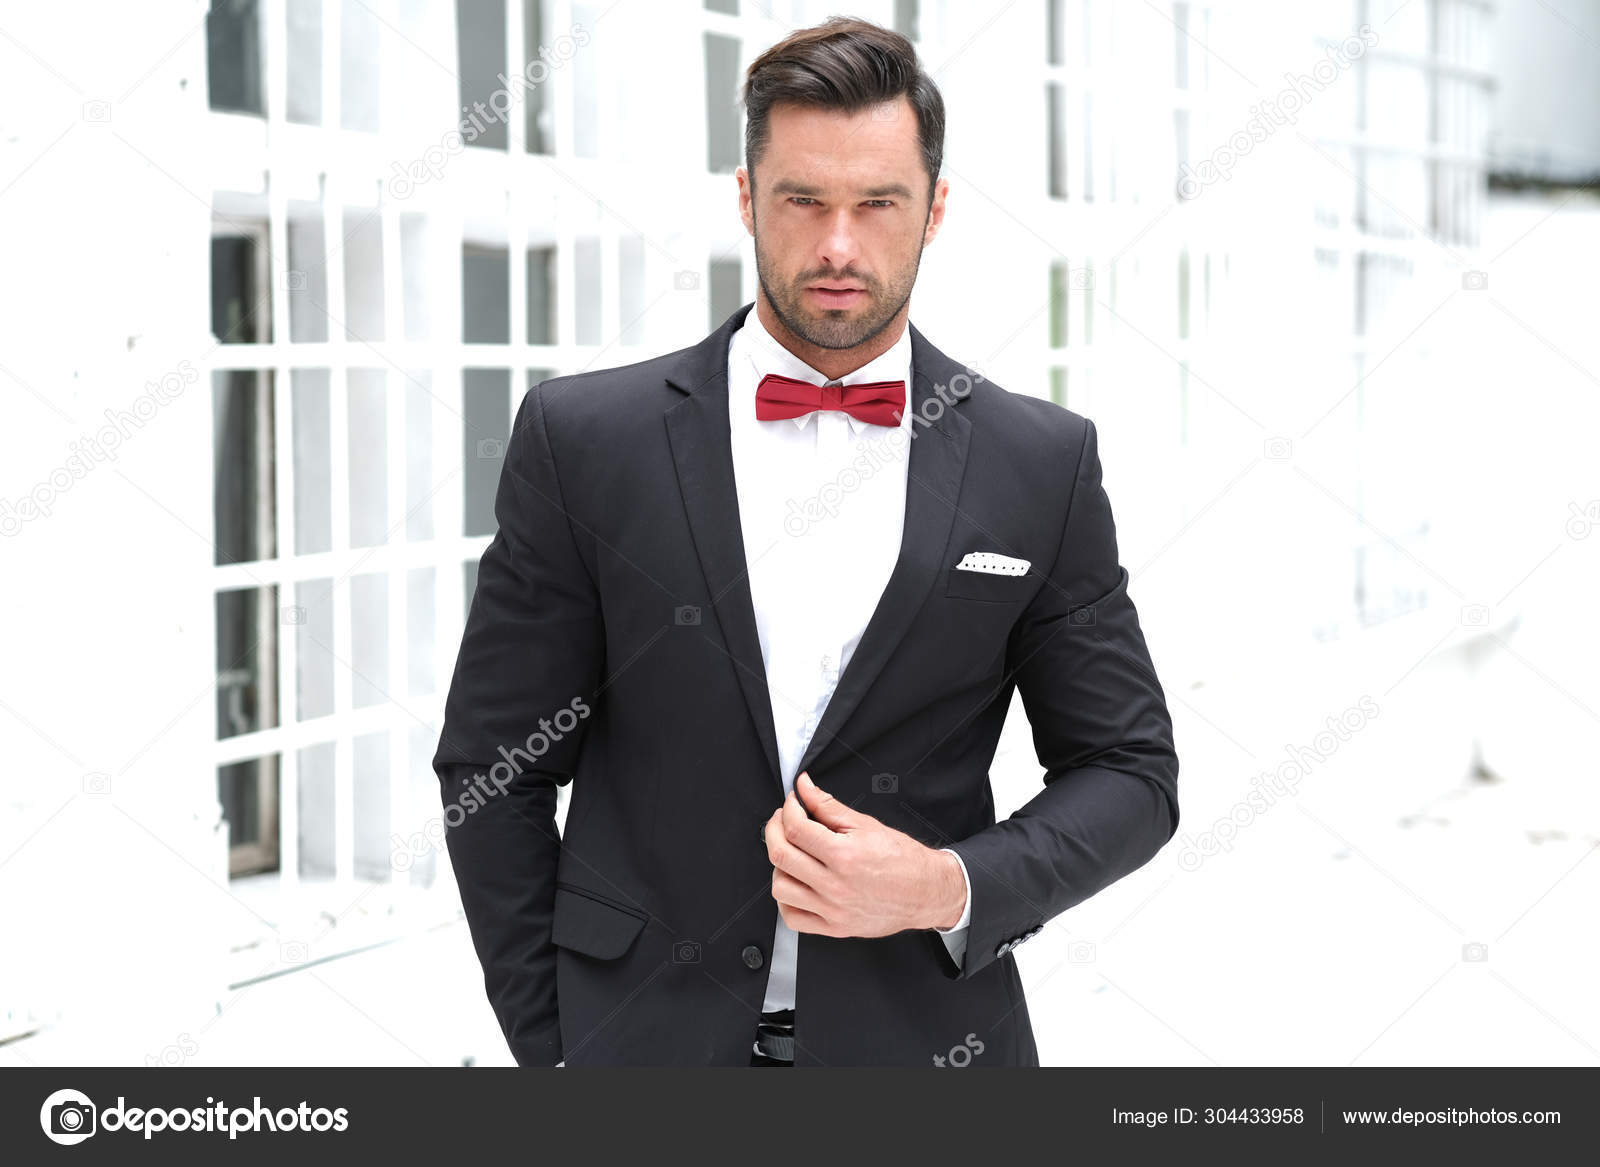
[942,416,1179,980]
[432,381,604,1065]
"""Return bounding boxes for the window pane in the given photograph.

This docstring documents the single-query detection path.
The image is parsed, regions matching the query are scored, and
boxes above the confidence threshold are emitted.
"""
[524,0,550,153]
[1082,93,1094,202]
[619,236,646,346]
[527,245,556,344]
[286,0,322,125]
[297,740,336,877]
[572,2,601,156]
[1177,249,1190,339]
[574,236,601,345]
[219,755,279,874]
[464,245,511,343]
[216,585,279,738]
[704,33,740,172]
[1048,260,1068,347]
[350,572,389,708]
[710,257,742,329]
[894,0,919,41]
[213,370,276,565]
[1174,2,1190,89]
[347,368,388,548]
[340,0,381,133]
[401,213,433,342]
[458,0,509,150]
[211,229,270,344]
[294,578,335,721]
[288,212,329,343]
[1047,83,1067,198]
[292,369,332,555]
[463,369,510,536]
[353,730,391,880]
[207,0,263,115]
[343,209,385,342]
[406,371,435,542]
[408,567,436,697]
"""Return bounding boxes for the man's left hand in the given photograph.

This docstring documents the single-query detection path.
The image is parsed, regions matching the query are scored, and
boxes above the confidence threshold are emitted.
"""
[762,772,966,937]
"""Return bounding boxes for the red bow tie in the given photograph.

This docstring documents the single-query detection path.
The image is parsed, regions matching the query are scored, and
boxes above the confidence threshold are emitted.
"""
[755,373,906,427]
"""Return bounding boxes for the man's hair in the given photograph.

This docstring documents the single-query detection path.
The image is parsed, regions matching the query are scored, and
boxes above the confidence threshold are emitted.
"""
[741,16,945,203]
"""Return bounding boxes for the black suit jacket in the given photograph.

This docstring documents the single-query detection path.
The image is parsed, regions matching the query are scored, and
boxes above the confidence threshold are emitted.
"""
[432,302,1179,1067]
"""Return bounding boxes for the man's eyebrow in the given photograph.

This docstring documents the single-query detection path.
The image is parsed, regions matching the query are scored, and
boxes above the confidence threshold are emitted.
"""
[769,179,915,200]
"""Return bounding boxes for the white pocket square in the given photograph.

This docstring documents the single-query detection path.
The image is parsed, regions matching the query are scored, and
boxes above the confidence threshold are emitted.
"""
[954,552,1031,576]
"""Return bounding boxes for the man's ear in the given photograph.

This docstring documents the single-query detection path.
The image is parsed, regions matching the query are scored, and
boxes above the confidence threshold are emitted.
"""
[737,166,755,236]
[923,176,949,246]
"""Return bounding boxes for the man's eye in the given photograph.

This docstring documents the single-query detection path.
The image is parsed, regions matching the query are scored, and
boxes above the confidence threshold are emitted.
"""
[788,197,816,206]
[864,200,893,208]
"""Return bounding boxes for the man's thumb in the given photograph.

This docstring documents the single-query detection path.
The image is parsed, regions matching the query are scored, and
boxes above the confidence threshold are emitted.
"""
[797,772,856,828]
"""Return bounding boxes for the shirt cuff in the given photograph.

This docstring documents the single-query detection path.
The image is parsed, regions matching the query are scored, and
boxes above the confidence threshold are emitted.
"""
[934,846,972,934]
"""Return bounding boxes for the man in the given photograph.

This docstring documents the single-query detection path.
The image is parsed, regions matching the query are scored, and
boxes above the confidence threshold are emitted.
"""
[433,16,1178,1068]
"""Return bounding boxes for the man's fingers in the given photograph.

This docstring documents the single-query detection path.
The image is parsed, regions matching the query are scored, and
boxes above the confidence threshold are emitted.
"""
[795,771,865,832]
[768,825,830,886]
[780,786,843,862]
[777,901,836,936]
[770,868,825,916]
[763,808,830,886]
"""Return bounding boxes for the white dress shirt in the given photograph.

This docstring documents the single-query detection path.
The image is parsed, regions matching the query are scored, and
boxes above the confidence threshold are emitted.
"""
[726,307,972,1015]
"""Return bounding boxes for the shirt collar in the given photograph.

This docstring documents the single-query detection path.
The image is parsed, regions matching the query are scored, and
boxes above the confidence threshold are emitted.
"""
[739,305,914,435]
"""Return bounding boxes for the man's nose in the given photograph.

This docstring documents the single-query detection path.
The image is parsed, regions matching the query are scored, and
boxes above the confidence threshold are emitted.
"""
[818,210,861,270]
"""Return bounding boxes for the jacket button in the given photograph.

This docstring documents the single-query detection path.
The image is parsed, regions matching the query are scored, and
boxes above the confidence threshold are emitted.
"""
[741,945,764,969]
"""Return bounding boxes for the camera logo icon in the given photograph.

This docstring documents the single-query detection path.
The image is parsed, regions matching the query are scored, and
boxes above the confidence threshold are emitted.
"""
[674,605,701,626]
[870,772,898,794]
[40,1088,96,1145]
[672,940,702,963]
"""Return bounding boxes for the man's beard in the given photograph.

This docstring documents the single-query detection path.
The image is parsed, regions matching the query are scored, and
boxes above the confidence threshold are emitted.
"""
[753,230,921,351]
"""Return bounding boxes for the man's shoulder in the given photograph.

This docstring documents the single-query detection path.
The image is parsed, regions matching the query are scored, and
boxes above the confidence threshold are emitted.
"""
[518,340,707,436]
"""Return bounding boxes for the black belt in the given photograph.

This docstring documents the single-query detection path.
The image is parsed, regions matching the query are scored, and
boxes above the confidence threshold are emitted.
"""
[753,1008,795,1062]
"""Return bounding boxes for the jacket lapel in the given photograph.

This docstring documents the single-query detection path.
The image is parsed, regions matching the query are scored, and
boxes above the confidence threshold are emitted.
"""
[665,304,786,795]
[795,328,973,778]
[663,303,975,798]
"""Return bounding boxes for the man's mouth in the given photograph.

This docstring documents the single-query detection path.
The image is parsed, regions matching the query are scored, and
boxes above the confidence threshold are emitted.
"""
[807,285,866,307]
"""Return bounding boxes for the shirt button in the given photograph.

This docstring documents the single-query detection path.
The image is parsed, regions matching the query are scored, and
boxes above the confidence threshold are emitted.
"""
[741,945,765,970]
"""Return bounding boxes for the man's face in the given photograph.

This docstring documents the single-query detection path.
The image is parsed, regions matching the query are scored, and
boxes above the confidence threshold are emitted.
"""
[738,97,948,351]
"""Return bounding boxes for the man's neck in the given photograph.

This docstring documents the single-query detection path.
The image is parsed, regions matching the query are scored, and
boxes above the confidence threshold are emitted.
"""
[754,294,907,382]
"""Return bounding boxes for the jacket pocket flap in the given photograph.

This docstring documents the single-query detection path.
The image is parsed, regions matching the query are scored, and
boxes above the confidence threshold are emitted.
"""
[551,886,648,959]
[945,564,1035,602]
